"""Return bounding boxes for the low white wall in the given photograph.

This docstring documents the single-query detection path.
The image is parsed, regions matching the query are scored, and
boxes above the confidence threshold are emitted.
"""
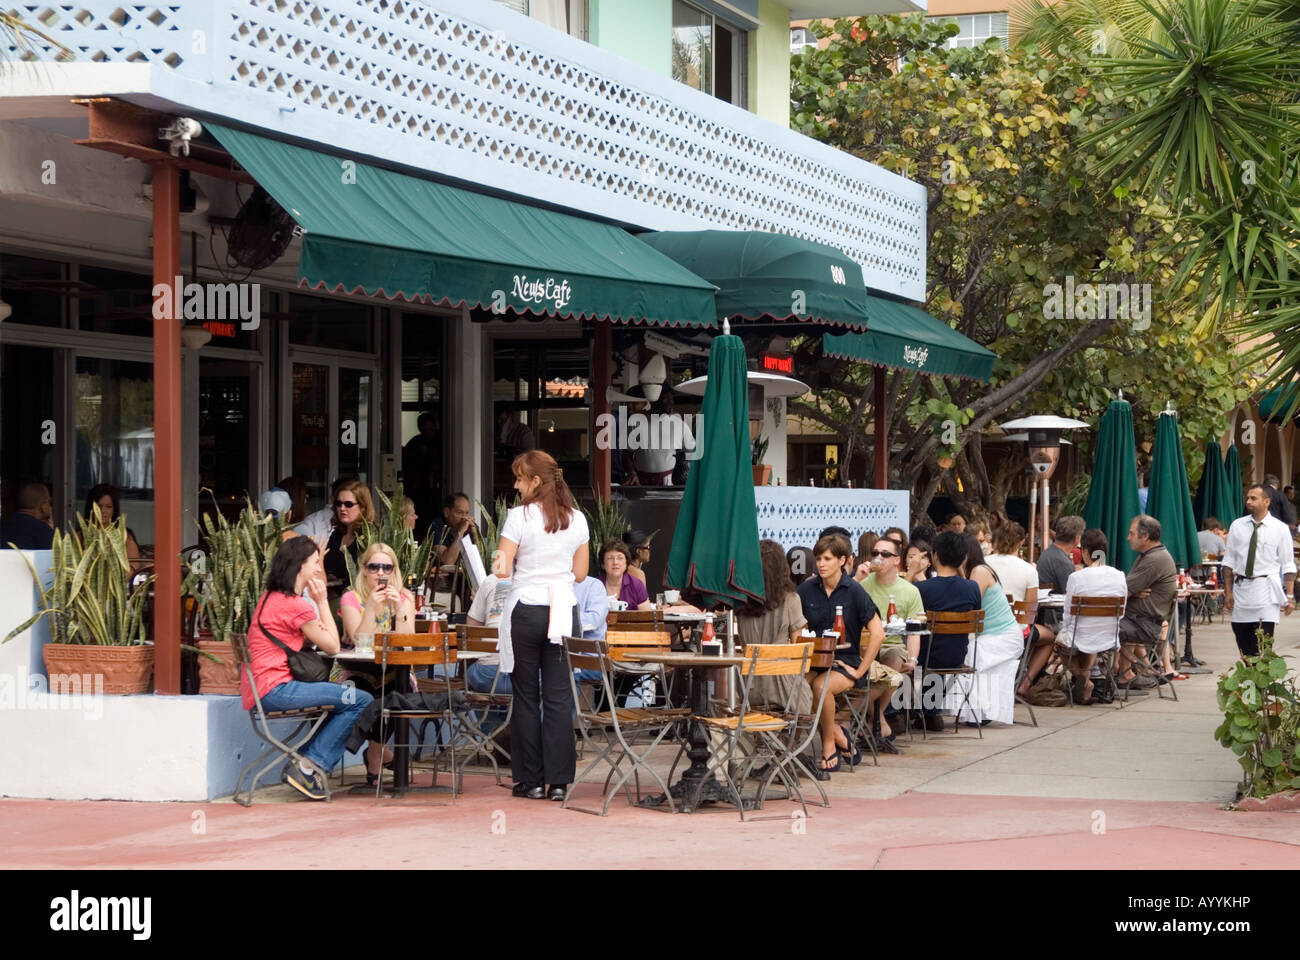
[0,551,368,800]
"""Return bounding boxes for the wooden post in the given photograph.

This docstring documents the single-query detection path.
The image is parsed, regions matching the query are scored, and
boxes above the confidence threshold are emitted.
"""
[152,161,182,695]
[592,320,611,501]
[872,365,887,489]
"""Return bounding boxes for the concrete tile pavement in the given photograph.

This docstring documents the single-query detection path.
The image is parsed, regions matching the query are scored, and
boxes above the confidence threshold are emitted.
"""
[0,610,1295,869]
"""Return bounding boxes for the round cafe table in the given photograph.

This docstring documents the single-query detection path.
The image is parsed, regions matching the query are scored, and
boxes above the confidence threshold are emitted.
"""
[621,650,746,813]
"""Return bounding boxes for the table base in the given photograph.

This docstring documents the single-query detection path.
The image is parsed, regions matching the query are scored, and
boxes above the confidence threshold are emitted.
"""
[637,774,748,813]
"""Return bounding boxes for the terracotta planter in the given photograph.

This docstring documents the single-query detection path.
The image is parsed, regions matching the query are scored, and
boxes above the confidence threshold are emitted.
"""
[198,635,242,695]
[752,464,772,486]
[42,644,154,695]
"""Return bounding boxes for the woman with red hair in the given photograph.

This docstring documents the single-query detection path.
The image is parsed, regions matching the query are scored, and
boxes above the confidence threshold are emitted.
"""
[492,450,590,802]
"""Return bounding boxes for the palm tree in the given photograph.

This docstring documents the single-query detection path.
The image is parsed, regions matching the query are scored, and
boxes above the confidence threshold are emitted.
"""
[1040,0,1300,405]
[1,11,75,62]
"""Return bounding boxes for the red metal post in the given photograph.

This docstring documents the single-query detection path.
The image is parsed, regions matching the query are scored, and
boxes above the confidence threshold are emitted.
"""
[593,320,611,501]
[873,365,888,489]
[152,162,182,695]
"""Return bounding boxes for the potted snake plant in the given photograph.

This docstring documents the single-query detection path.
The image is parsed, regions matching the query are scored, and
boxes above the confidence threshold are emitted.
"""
[184,501,285,694]
[4,511,157,694]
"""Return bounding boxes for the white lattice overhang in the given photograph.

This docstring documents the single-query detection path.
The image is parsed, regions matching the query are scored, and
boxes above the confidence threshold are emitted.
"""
[1,0,926,300]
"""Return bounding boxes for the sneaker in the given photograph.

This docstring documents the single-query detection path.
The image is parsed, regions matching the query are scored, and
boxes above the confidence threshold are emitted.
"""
[1130,674,1158,689]
[282,763,328,801]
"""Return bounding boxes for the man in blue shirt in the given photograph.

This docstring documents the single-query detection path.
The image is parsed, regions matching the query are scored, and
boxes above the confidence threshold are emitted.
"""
[914,531,983,731]
[0,483,55,551]
[797,533,883,772]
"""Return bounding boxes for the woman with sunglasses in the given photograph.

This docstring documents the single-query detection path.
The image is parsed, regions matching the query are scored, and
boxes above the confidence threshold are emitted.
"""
[338,542,415,784]
[623,530,651,586]
[322,480,375,599]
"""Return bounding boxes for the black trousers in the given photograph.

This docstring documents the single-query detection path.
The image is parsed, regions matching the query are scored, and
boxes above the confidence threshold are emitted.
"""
[1231,620,1274,658]
[509,602,577,787]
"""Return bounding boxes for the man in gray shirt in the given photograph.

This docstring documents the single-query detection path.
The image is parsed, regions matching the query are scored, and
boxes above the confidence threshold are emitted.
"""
[1116,514,1177,687]
[1197,517,1226,560]
[1037,515,1084,629]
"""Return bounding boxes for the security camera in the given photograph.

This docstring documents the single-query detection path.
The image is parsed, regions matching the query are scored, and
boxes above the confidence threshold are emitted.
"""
[158,117,203,157]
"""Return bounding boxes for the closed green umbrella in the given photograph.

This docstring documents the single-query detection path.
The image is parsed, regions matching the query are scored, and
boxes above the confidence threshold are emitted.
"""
[665,332,764,608]
[1224,444,1244,520]
[1083,398,1142,572]
[1191,443,1227,527]
[1146,410,1200,570]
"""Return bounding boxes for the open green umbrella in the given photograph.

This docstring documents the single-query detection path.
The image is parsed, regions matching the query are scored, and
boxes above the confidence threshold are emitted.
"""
[1191,443,1227,527]
[665,331,764,608]
[1223,444,1244,520]
[1146,410,1200,570]
[1083,398,1142,572]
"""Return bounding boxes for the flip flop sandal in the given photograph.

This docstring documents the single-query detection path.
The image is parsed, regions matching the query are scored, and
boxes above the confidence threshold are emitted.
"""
[821,752,842,774]
[838,725,862,766]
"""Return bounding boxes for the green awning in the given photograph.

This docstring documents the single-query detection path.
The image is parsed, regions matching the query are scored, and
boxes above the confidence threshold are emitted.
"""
[207,124,717,327]
[639,229,870,330]
[821,295,997,381]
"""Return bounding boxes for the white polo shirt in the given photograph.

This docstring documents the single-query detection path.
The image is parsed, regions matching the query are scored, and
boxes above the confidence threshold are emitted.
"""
[1223,512,1296,622]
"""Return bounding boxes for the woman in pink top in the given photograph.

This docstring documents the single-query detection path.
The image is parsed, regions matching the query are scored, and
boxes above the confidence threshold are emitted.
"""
[242,536,373,800]
[338,542,416,784]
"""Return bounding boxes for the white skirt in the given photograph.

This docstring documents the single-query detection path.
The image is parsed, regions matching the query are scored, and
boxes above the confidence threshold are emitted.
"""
[946,625,1023,726]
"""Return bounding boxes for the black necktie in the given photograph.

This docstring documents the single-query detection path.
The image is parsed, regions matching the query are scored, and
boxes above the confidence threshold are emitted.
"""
[1245,522,1262,578]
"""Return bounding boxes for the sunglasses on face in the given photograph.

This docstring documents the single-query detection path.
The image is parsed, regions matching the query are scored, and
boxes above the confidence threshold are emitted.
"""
[334,500,358,509]
[365,562,395,573]
[871,550,898,559]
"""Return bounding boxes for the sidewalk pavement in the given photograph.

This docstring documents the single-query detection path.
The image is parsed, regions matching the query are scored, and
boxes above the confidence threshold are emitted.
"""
[1,612,1296,869]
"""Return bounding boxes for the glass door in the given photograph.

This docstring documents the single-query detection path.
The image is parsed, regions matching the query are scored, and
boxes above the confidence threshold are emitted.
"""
[287,357,378,512]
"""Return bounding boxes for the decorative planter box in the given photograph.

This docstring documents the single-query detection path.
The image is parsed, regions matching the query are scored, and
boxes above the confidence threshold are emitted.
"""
[41,644,154,695]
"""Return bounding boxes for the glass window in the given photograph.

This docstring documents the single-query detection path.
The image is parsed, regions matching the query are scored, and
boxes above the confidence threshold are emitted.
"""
[290,362,332,508]
[288,294,375,352]
[1,344,58,518]
[933,13,1009,49]
[337,367,372,486]
[198,359,254,517]
[0,253,65,328]
[75,356,155,545]
[77,266,153,337]
[790,27,816,53]
[492,338,590,499]
[672,0,713,96]
[400,313,445,532]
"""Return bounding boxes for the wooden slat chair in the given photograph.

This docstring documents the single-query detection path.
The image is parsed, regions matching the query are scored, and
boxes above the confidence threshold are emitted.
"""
[605,629,675,710]
[836,627,881,770]
[921,609,986,738]
[1051,596,1125,707]
[1011,589,1041,727]
[230,631,334,806]
[455,630,513,784]
[695,643,818,821]
[375,632,463,802]
[562,636,689,816]
[607,609,663,630]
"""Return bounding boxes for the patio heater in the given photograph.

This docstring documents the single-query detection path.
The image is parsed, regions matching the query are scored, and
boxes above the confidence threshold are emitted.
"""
[999,416,1088,563]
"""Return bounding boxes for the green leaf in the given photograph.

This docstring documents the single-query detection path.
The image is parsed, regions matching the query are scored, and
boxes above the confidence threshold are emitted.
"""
[1261,748,1283,768]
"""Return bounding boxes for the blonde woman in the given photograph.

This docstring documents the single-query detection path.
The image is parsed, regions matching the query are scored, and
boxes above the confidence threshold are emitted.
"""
[339,541,415,784]
[398,496,419,533]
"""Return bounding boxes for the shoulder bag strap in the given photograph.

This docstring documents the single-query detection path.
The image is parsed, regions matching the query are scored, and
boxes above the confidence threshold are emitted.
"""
[255,595,298,656]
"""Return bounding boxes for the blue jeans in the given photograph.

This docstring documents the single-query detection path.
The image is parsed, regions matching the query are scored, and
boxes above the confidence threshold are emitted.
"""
[260,680,374,773]
[466,660,513,730]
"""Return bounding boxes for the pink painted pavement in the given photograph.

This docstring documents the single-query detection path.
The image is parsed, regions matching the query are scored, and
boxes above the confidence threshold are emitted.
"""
[2,783,1296,869]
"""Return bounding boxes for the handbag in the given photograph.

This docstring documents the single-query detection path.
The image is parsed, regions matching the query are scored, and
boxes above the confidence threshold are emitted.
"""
[256,599,332,683]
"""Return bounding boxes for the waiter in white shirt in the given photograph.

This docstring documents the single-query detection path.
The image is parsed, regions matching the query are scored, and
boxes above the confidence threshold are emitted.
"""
[1223,483,1296,658]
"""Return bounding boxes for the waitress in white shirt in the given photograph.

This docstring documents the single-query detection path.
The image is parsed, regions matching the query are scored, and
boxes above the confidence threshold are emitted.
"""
[1223,484,1296,658]
[493,450,590,801]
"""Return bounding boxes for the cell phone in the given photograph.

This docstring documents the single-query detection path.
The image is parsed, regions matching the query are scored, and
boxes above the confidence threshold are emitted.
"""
[377,577,388,590]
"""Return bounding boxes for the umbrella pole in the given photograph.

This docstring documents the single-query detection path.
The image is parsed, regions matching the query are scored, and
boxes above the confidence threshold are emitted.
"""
[1027,483,1038,563]
[1041,478,1051,568]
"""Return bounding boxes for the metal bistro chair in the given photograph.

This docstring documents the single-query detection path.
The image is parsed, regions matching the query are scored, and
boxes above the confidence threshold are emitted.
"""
[455,629,514,784]
[921,609,986,738]
[605,628,675,710]
[562,636,689,816]
[837,627,881,769]
[696,642,819,821]
[1051,595,1125,707]
[230,631,334,807]
[1011,590,1040,727]
[375,631,463,802]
